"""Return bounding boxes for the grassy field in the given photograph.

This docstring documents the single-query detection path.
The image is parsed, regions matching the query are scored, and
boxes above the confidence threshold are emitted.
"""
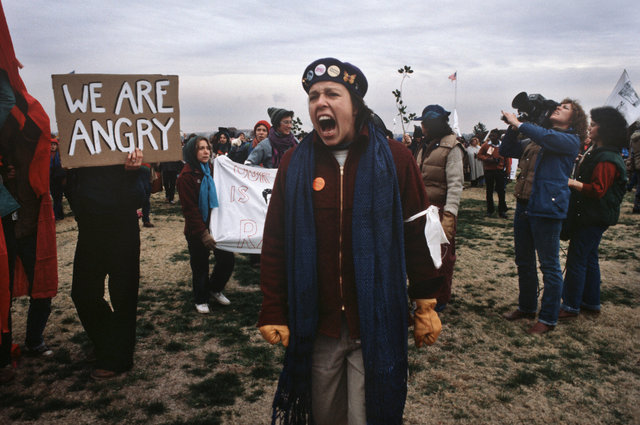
[1,184,638,424]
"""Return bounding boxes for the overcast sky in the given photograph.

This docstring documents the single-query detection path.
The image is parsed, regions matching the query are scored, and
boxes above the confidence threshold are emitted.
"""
[4,0,639,135]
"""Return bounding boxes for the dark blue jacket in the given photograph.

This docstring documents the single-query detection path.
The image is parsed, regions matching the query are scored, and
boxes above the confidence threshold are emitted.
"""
[500,123,580,219]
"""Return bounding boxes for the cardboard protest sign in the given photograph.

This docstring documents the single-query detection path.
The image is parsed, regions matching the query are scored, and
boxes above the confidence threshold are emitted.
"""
[210,156,278,254]
[51,74,181,168]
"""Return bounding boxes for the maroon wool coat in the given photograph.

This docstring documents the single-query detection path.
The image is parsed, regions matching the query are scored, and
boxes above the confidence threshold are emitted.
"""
[176,162,210,238]
[258,132,443,339]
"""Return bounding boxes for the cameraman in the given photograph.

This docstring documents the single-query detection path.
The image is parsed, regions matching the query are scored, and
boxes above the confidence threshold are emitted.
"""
[500,99,587,335]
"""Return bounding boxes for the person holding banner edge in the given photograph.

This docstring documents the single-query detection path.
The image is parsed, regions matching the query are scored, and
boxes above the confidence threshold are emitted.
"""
[258,57,442,425]
[177,136,234,314]
[245,108,298,169]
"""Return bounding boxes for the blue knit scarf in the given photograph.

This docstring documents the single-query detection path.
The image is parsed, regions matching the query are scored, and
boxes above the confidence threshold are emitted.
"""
[272,123,408,425]
[199,162,218,224]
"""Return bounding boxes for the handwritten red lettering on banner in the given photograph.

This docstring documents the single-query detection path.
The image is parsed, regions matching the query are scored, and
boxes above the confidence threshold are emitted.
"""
[229,186,249,203]
[233,165,272,183]
[211,156,277,254]
[237,219,263,249]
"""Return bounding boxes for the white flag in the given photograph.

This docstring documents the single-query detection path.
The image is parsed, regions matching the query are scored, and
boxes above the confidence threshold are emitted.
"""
[404,205,449,269]
[452,109,462,137]
[605,70,640,124]
[210,156,278,254]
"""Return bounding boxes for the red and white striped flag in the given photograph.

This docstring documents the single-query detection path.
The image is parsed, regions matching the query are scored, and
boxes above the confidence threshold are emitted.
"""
[448,72,457,81]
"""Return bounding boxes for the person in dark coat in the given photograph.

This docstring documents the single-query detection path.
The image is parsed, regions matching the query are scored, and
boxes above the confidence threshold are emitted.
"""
[176,136,234,314]
[68,148,146,379]
[258,57,442,425]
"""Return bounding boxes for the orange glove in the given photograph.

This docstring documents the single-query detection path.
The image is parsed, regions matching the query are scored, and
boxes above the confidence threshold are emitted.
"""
[441,211,456,241]
[413,298,442,347]
[259,325,290,347]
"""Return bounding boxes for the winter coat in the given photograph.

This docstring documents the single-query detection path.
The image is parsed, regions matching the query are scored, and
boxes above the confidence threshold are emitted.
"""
[500,123,580,219]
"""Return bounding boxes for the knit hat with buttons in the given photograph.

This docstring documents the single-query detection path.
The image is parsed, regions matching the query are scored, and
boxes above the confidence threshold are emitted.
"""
[301,57,368,99]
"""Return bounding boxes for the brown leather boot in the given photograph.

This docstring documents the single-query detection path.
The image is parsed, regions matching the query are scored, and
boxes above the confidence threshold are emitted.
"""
[526,321,554,335]
[503,309,536,321]
[558,309,578,320]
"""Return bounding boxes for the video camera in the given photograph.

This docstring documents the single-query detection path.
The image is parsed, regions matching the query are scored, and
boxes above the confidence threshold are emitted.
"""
[506,92,559,128]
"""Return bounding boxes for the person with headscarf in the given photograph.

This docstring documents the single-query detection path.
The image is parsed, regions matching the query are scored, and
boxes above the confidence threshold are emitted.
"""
[177,136,235,314]
[244,108,298,169]
[257,58,442,425]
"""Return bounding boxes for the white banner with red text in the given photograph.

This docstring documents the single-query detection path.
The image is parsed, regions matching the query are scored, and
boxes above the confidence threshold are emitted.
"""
[209,155,277,254]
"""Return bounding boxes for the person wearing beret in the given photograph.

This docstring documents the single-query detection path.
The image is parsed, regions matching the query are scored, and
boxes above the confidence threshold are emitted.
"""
[257,57,442,425]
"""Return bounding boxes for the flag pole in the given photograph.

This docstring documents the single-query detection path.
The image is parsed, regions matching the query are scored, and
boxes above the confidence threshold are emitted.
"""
[454,71,458,110]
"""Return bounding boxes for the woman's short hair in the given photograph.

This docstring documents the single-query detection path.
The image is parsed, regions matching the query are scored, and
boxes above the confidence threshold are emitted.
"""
[560,98,588,142]
[590,106,628,149]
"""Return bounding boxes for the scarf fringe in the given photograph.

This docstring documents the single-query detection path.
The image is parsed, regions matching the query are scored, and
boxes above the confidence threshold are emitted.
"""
[272,390,313,425]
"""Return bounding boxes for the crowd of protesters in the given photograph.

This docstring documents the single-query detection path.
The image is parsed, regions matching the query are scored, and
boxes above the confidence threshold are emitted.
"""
[1,57,637,424]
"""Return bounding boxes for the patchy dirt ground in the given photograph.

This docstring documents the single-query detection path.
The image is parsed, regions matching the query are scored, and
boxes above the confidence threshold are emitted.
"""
[1,184,639,424]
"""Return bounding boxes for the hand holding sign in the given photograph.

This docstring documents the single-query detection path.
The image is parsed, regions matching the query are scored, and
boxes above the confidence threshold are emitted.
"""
[124,148,143,170]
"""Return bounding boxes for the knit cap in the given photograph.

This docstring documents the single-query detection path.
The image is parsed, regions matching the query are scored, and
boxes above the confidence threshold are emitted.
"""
[267,107,294,128]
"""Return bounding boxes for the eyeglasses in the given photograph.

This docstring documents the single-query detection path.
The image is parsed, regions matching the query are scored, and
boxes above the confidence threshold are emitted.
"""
[280,120,293,125]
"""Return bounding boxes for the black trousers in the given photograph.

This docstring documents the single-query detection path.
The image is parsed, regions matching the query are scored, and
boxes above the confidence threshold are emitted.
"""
[484,169,507,214]
[186,235,235,305]
[1,217,51,367]
[163,171,178,202]
[71,216,140,373]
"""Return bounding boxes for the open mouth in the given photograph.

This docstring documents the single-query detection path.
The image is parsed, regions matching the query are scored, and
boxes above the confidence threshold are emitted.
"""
[318,115,336,133]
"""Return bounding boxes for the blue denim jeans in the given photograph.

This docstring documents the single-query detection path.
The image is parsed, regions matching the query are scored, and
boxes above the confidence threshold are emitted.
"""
[561,225,607,313]
[513,202,563,326]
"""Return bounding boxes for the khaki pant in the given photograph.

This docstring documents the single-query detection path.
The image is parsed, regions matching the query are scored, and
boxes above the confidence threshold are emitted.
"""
[311,321,366,425]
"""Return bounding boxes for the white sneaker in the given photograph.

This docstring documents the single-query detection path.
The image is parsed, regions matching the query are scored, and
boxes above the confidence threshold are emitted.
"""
[212,292,231,306]
[195,303,210,314]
